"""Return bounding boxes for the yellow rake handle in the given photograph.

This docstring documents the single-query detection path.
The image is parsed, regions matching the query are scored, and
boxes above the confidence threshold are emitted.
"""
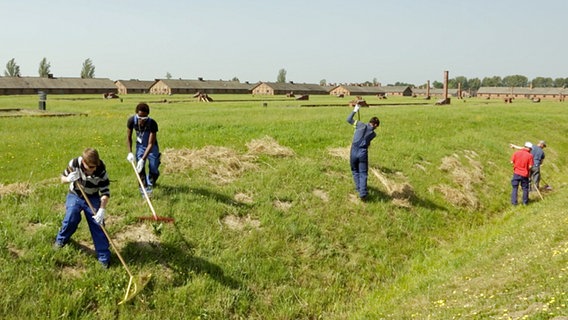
[74,182,137,304]
[130,160,159,220]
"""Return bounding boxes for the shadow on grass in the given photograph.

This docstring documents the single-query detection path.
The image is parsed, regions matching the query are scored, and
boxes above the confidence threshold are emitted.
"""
[159,184,253,209]
[119,223,241,290]
[366,184,448,211]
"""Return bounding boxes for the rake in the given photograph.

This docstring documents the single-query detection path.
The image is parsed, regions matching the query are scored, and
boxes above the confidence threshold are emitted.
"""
[129,160,174,223]
[531,179,544,201]
[75,182,151,305]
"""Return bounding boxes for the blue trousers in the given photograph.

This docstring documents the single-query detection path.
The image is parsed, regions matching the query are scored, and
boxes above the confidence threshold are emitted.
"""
[511,173,530,205]
[55,193,110,264]
[136,146,161,187]
[350,147,369,198]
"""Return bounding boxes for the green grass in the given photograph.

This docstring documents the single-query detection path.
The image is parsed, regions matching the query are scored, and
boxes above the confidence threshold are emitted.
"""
[1,94,567,319]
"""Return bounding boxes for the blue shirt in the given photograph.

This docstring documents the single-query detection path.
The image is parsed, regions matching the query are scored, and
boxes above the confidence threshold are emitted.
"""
[531,145,545,167]
[347,112,376,149]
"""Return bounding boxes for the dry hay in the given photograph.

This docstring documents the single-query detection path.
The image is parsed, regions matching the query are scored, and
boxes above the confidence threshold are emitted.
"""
[273,199,292,211]
[433,150,484,209]
[246,136,295,157]
[370,168,414,208]
[221,214,260,231]
[25,222,47,234]
[61,266,86,279]
[327,146,350,160]
[113,223,161,250]
[161,137,295,184]
[161,146,257,184]
[234,192,254,204]
[429,184,478,209]
[313,189,329,202]
[0,182,33,197]
[439,151,484,188]
[7,244,24,259]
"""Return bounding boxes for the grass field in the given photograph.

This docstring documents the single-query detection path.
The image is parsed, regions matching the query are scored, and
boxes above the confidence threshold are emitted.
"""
[1,93,567,319]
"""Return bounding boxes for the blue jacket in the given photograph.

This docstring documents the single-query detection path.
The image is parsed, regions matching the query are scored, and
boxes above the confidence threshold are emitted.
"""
[347,111,376,149]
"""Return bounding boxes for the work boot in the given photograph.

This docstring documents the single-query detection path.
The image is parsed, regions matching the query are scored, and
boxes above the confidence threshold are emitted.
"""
[99,260,110,269]
[53,241,65,250]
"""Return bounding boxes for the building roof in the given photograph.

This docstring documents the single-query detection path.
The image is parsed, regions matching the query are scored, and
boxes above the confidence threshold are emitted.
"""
[251,82,328,93]
[0,76,116,89]
[477,86,568,95]
[115,79,155,89]
[154,79,255,90]
[331,85,385,94]
[381,85,412,93]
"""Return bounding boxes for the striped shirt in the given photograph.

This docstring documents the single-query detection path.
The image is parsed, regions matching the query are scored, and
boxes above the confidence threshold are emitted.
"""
[62,156,110,197]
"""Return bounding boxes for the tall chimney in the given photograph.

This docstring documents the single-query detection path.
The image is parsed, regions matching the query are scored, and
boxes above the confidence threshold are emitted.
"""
[443,70,449,101]
[427,80,431,97]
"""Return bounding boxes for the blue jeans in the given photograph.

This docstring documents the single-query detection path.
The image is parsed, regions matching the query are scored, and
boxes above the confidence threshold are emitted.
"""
[511,174,530,205]
[350,147,369,198]
[55,193,110,264]
[136,146,161,187]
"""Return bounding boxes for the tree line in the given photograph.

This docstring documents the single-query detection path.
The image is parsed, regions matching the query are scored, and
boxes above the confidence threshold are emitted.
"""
[428,75,568,91]
[5,59,567,90]
[3,58,95,79]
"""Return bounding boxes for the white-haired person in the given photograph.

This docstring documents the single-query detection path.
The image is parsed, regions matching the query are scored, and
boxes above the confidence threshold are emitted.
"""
[510,140,546,190]
[509,142,534,205]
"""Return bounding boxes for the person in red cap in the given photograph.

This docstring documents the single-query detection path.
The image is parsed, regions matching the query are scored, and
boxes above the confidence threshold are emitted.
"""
[510,142,534,205]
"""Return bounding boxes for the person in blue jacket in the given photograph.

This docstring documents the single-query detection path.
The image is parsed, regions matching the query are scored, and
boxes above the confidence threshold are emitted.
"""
[346,102,380,201]
[126,103,160,193]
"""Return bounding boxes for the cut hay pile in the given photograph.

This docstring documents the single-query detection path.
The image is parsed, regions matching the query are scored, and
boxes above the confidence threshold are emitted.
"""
[246,136,295,157]
[220,214,260,231]
[327,147,350,160]
[429,150,484,210]
[162,146,258,184]
[162,136,294,184]
[370,168,414,208]
[0,182,33,197]
[113,223,161,250]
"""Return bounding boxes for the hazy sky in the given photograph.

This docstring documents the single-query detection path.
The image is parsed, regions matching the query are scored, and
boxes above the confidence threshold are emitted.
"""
[1,0,566,85]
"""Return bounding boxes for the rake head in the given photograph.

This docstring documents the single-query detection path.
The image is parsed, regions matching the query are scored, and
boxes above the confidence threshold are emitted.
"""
[118,273,152,305]
[137,215,175,223]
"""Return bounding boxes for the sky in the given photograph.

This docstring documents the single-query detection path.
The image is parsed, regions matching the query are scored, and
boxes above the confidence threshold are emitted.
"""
[1,0,566,86]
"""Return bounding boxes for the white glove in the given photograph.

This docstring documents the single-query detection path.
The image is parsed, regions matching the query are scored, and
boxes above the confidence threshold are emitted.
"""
[353,104,360,113]
[136,159,144,173]
[94,208,106,225]
[66,171,81,183]
[127,152,135,162]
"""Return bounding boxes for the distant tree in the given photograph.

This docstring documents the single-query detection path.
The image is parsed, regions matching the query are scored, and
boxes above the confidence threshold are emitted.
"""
[467,78,482,91]
[481,76,502,87]
[450,76,468,90]
[393,81,413,87]
[276,68,287,83]
[38,58,51,77]
[4,58,21,77]
[319,79,327,86]
[165,72,172,79]
[372,77,379,86]
[432,80,443,89]
[502,75,528,87]
[531,77,554,87]
[231,76,240,82]
[553,77,566,88]
[80,58,95,78]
